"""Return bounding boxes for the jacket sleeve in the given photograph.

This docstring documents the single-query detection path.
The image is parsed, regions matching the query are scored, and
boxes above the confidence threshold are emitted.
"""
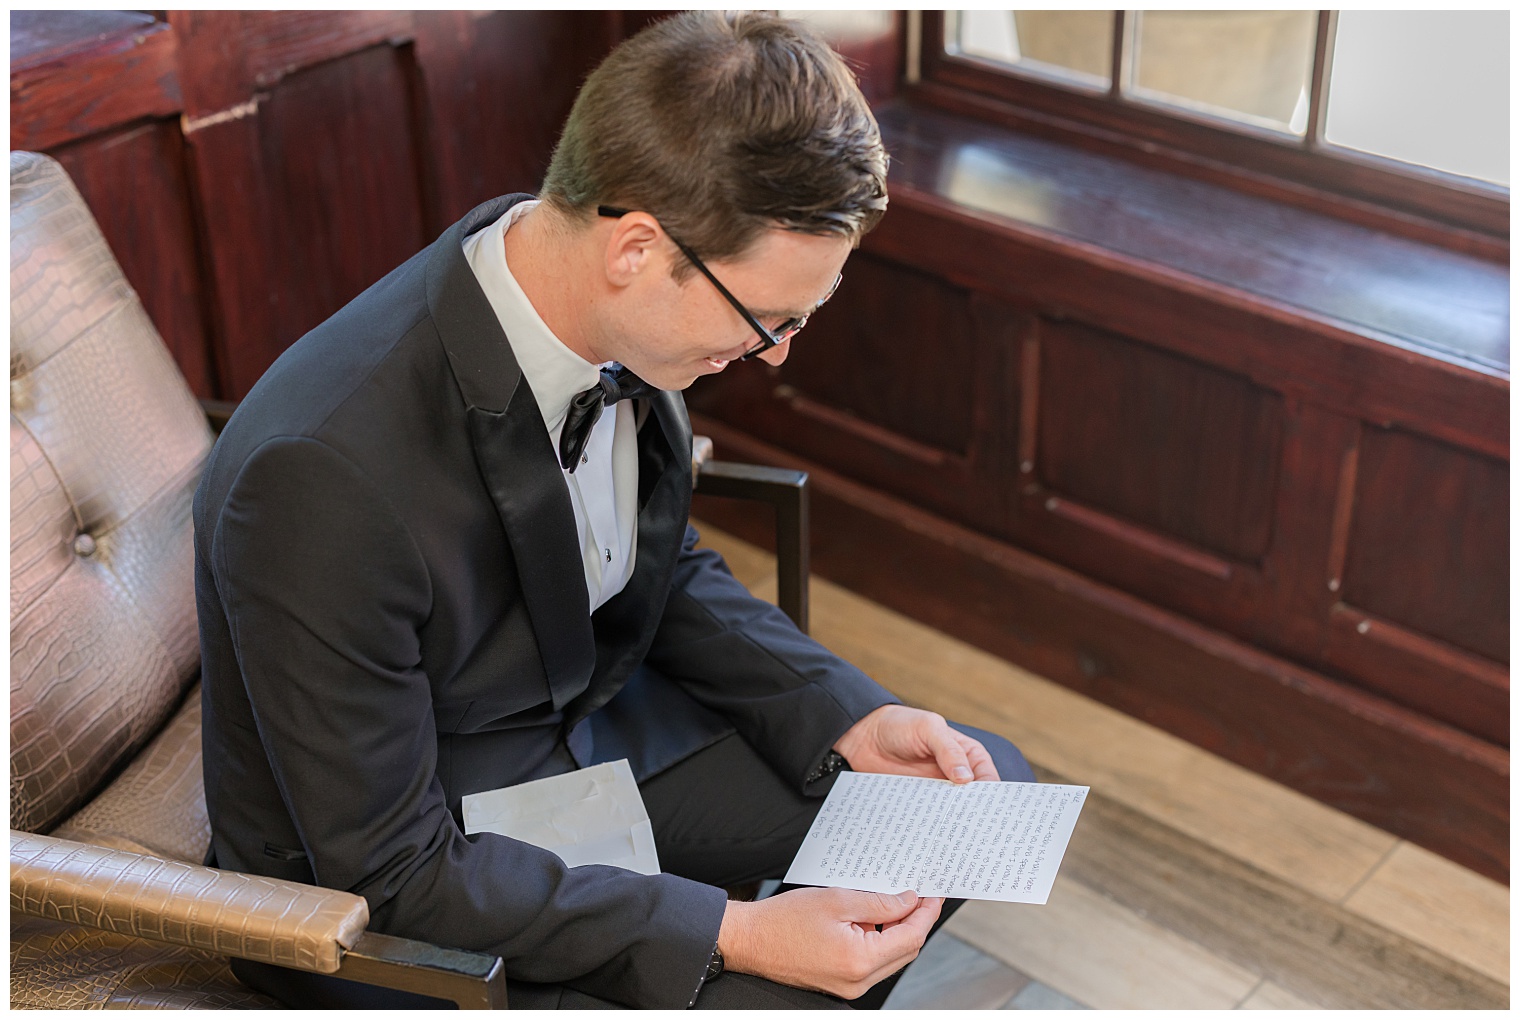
[209,435,726,1008]
[643,523,899,791]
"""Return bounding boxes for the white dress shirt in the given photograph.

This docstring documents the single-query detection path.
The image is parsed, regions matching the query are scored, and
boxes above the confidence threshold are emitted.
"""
[462,201,639,613]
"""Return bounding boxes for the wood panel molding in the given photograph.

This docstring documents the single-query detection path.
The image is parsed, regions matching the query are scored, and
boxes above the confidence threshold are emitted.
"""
[1325,437,1360,593]
[1325,606,1509,747]
[1034,316,1284,565]
[10,19,182,151]
[772,384,955,468]
[1036,496,1235,582]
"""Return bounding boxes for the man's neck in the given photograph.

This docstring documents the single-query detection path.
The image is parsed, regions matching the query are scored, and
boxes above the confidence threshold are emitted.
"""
[501,204,605,366]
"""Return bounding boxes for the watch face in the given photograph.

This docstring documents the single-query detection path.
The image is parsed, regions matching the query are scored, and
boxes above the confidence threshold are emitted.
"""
[706,948,725,979]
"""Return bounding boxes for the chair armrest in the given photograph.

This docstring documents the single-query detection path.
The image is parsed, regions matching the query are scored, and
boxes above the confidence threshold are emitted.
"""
[11,831,508,1008]
[691,434,714,477]
[693,459,811,634]
[12,830,367,973]
[200,398,238,435]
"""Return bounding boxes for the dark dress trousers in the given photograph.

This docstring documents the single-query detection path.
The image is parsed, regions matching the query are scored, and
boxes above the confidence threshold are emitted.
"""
[193,194,899,1008]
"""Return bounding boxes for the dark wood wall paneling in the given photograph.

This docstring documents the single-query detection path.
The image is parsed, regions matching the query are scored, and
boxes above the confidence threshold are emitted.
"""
[10,10,619,399]
[692,68,1509,880]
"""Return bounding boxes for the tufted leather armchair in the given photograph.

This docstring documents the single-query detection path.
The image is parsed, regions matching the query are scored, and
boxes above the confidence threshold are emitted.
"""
[9,151,506,1009]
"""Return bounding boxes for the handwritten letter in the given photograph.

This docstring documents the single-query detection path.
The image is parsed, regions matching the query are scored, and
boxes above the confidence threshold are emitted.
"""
[783,774,1087,904]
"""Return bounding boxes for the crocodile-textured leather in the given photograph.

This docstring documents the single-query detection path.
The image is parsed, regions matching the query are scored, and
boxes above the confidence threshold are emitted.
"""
[11,832,371,974]
[10,150,212,834]
[51,687,210,864]
[11,915,281,1009]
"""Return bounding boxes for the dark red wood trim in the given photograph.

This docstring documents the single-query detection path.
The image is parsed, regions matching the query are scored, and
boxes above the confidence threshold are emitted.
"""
[1037,495,1235,581]
[1326,604,1509,747]
[1325,436,1360,593]
[1017,334,1040,475]
[915,13,1507,247]
[773,384,953,467]
[1106,11,1126,99]
[167,10,417,117]
[867,189,1508,461]
[10,10,159,73]
[689,412,1509,883]
[1304,11,1336,147]
[10,22,182,152]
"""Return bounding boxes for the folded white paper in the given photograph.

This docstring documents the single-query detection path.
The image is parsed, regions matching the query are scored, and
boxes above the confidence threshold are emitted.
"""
[783,772,1087,904]
[461,759,660,875]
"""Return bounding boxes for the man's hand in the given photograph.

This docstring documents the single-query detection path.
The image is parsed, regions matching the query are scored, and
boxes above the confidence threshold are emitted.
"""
[718,888,943,999]
[834,705,1001,784]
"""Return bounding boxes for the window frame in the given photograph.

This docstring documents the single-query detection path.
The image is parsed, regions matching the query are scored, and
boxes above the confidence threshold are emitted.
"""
[915,11,1508,245]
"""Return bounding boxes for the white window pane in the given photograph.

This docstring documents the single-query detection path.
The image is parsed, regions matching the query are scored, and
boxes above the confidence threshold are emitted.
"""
[1325,11,1508,185]
[1130,11,1317,135]
[948,10,1112,90]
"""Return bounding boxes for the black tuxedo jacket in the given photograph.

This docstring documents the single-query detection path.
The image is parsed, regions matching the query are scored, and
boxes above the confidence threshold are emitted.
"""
[193,194,895,1008]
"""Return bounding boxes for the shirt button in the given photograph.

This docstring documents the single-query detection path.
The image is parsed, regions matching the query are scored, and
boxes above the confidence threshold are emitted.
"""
[581,454,589,464]
[604,548,611,563]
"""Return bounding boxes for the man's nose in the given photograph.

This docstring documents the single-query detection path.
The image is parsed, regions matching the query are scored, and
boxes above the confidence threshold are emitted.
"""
[756,339,791,368]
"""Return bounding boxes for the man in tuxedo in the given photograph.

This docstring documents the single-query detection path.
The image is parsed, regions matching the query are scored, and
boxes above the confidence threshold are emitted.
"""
[195,11,1034,1009]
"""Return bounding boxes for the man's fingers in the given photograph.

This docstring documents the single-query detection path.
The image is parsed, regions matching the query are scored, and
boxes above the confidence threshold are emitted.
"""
[958,733,1001,782]
[878,894,944,932]
[838,888,922,925]
[930,728,975,783]
[865,897,942,959]
[843,898,943,998]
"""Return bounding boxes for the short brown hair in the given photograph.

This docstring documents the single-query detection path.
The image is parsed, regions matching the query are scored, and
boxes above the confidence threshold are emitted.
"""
[540,11,888,275]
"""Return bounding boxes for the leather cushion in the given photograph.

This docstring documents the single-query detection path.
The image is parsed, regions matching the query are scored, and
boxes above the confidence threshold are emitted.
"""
[51,686,211,865]
[10,151,212,833]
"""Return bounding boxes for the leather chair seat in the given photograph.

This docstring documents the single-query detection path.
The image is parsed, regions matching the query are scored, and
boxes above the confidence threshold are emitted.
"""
[49,688,210,864]
[11,916,279,1009]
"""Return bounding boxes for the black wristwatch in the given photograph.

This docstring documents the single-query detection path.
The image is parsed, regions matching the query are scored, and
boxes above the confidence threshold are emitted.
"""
[806,749,850,786]
[705,946,725,981]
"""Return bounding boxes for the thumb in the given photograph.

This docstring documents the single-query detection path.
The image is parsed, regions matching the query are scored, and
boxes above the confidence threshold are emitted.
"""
[932,733,974,783]
[843,889,921,925]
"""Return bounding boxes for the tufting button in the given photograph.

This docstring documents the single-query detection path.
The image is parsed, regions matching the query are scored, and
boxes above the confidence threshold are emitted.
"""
[73,533,96,557]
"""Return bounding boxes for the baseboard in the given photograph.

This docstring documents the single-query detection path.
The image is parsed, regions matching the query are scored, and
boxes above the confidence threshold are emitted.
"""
[691,413,1508,884]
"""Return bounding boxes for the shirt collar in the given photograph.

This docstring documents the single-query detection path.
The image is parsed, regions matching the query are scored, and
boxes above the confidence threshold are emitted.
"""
[462,199,603,432]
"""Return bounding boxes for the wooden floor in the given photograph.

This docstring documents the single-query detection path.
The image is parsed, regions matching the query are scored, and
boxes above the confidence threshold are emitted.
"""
[692,521,1510,1010]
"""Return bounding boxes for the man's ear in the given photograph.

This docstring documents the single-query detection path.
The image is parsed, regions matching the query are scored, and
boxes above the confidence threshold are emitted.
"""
[603,211,665,287]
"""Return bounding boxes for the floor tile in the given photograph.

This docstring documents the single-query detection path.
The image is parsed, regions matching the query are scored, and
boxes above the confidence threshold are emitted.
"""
[1005,981,1087,1009]
[1343,841,1510,986]
[884,932,1030,1010]
[946,877,1260,1010]
[1238,980,1320,1009]
[1048,782,1504,1009]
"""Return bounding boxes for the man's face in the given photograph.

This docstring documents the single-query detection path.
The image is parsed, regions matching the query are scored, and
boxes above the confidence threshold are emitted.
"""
[601,222,852,391]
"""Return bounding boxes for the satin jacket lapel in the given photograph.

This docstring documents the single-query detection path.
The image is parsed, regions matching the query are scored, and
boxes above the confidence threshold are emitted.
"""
[468,400,595,710]
[429,194,595,710]
[565,390,693,728]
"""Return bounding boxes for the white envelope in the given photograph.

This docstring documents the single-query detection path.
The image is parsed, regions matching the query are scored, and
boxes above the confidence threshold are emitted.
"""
[461,759,660,875]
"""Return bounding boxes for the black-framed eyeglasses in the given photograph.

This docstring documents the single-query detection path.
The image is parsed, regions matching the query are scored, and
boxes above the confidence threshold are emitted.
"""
[598,205,841,360]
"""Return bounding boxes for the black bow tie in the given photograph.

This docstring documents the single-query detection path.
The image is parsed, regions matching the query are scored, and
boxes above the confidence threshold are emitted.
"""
[559,365,656,473]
